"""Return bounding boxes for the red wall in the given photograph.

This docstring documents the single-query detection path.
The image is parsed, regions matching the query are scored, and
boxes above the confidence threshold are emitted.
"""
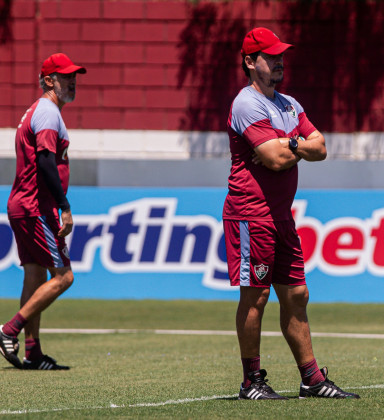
[0,0,383,132]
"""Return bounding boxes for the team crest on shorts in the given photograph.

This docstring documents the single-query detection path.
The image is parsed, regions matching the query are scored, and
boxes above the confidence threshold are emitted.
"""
[285,104,296,118]
[254,264,269,280]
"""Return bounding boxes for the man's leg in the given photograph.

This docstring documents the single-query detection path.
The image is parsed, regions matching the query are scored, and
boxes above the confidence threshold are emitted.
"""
[1,265,73,369]
[21,264,47,339]
[237,286,268,387]
[273,283,324,383]
[0,264,48,368]
[273,283,359,398]
[236,286,269,361]
[273,284,316,366]
[237,286,287,400]
[21,264,47,362]
[20,265,73,370]
[18,266,73,322]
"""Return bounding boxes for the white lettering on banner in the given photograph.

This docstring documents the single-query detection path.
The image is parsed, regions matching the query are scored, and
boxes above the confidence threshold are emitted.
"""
[1,198,384,290]
[65,199,229,290]
[0,213,18,271]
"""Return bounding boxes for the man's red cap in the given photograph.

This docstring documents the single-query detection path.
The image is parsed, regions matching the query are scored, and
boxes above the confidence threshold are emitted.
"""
[241,27,293,57]
[40,53,87,77]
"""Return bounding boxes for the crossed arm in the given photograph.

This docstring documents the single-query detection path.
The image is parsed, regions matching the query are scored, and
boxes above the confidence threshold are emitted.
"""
[253,130,327,171]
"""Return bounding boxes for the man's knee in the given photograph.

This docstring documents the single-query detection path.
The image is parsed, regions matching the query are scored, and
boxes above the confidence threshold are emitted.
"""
[61,270,74,290]
[282,286,309,311]
[293,286,309,308]
[239,287,270,310]
[53,269,74,292]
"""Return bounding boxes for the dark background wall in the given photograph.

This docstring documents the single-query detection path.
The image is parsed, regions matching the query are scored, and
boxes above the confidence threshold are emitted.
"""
[0,0,383,133]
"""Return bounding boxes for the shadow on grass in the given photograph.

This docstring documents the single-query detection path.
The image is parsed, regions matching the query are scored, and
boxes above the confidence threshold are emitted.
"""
[217,395,299,401]
[217,396,239,401]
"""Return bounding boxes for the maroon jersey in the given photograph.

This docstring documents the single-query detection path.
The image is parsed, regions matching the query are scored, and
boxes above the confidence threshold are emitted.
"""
[223,86,316,221]
[7,98,70,218]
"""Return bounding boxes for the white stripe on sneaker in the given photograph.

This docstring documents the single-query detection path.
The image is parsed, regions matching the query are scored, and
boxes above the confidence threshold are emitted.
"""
[318,386,328,395]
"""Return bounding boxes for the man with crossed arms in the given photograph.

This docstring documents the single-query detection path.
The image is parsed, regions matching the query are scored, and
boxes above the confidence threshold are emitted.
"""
[223,27,359,400]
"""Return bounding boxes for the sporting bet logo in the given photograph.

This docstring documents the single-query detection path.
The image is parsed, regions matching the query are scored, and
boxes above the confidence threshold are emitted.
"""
[1,198,384,290]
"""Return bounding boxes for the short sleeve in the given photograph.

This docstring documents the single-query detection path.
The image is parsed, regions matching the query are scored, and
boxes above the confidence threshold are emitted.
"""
[31,101,60,134]
[35,129,59,153]
[230,91,278,149]
[298,112,317,138]
[31,101,60,153]
[243,119,278,148]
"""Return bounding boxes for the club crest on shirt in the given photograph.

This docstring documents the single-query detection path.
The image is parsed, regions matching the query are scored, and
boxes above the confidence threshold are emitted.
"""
[285,104,296,118]
[254,264,269,280]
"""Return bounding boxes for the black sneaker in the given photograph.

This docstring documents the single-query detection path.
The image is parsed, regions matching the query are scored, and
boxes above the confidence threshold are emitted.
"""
[23,355,70,370]
[299,367,360,399]
[239,369,288,400]
[0,325,22,369]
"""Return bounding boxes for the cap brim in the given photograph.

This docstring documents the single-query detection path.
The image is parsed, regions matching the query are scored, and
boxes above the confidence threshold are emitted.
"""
[56,65,87,75]
[262,42,294,55]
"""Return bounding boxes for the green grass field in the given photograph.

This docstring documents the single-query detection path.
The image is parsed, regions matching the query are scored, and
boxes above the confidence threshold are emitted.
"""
[0,299,383,419]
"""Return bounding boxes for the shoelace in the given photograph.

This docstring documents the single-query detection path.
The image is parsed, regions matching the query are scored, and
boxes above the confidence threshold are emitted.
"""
[254,378,274,393]
[323,377,347,394]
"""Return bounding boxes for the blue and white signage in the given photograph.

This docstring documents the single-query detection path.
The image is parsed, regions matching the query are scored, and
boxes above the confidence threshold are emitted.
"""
[0,187,384,302]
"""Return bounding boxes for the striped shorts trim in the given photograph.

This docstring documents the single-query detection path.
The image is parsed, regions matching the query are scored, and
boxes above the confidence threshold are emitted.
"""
[9,215,70,268]
[223,219,306,287]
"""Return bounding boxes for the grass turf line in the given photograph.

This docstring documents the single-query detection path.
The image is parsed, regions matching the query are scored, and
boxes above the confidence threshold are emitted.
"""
[0,300,383,419]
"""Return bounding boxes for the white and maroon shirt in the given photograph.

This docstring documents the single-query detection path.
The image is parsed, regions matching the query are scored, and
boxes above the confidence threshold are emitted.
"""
[8,98,70,218]
[223,86,316,221]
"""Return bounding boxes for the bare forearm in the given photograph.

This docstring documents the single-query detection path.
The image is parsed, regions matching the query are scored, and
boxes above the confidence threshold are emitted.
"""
[254,137,301,171]
[296,132,327,162]
[275,138,301,170]
[270,138,301,171]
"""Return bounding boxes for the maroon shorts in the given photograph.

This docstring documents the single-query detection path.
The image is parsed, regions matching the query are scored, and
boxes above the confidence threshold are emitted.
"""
[223,219,306,288]
[9,215,71,268]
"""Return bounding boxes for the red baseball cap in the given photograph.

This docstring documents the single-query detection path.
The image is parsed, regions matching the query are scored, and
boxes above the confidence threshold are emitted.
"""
[40,53,87,77]
[241,27,293,57]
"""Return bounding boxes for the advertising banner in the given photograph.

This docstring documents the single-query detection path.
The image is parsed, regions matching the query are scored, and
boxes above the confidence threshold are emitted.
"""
[0,186,383,302]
